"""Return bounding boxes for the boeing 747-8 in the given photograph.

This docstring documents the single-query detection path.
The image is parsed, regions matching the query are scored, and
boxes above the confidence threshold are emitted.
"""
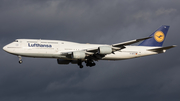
[3,25,176,68]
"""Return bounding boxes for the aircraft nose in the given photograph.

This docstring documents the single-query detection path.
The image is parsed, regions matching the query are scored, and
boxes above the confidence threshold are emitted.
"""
[3,45,8,52]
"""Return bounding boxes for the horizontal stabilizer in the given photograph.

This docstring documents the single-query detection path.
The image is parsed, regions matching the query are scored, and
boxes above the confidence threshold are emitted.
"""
[147,45,176,52]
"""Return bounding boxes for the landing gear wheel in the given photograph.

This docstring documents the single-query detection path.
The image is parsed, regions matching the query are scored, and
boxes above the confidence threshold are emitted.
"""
[79,65,83,68]
[18,56,23,64]
[86,59,96,67]
[19,60,23,64]
[77,60,83,69]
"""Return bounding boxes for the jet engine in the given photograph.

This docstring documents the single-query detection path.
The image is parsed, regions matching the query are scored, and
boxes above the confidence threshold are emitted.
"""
[71,60,79,64]
[72,51,86,59]
[98,46,112,54]
[57,59,71,64]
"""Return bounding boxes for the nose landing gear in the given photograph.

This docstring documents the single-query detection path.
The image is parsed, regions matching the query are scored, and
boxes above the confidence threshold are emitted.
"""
[18,56,23,64]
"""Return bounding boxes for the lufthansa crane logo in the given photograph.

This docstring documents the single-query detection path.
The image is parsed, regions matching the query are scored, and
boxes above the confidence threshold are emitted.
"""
[154,31,165,42]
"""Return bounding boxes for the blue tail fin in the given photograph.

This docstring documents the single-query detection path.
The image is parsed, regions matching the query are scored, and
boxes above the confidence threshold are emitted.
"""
[139,25,170,47]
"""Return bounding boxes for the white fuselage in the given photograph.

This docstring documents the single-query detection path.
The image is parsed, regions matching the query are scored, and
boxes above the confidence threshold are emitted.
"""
[3,39,160,61]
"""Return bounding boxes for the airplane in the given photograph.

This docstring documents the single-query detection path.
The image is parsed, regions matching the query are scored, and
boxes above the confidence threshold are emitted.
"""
[3,25,176,68]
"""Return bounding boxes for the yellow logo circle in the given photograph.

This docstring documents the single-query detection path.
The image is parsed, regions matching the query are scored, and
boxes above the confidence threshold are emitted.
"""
[154,31,165,42]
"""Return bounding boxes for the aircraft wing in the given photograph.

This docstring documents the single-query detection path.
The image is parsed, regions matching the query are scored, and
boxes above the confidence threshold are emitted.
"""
[61,51,94,56]
[61,36,152,57]
[112,37,152,47]
[147,45,176,52]
[85,36,152,53]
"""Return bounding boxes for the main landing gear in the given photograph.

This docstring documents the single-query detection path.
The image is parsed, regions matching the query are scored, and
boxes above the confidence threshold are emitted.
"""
[77,59,96,68]
[86,59,96,67]
[77,60,83,68]
[18,56,23,64]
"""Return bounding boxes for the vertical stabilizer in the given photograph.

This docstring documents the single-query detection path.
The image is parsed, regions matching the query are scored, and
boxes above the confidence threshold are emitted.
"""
[139,25,170,47]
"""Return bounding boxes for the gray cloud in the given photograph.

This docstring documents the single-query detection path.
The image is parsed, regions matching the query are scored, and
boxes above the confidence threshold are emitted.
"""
[0,0,180,101]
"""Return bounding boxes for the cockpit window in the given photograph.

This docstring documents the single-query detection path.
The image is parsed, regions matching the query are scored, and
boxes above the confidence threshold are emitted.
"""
[14,40,18,42]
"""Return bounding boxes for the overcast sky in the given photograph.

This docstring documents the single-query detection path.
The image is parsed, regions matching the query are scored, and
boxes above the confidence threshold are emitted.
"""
[0,0,180,101]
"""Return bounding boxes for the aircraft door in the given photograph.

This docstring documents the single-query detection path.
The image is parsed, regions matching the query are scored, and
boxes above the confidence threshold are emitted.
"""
[136,51,142,57]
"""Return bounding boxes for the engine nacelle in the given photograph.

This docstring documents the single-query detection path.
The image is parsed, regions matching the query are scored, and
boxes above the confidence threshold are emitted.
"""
[72,51,86,59]
[71,60,79,64]
[57,59,71,64]
[98,46,112,54]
